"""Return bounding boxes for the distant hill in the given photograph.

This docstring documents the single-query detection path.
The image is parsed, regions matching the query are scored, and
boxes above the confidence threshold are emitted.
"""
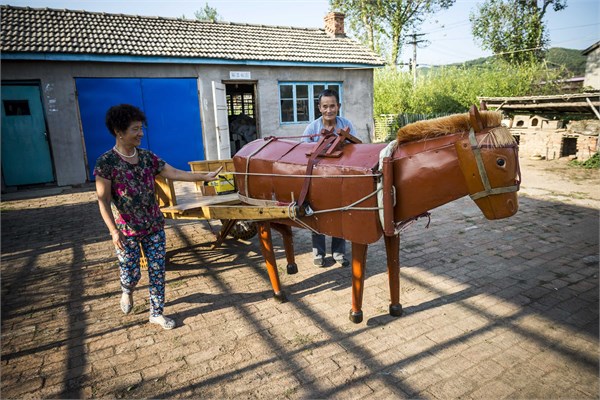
[448,47,587,76]
[546,47,587,76]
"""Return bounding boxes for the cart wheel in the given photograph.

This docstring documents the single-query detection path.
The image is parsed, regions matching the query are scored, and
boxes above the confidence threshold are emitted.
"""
[228,221,258,240]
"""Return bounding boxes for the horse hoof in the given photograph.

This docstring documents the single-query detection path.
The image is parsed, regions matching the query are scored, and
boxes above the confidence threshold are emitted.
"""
[389,304,403,317]
[286,263,298,274]
[348,310,363,324]
[273,291,287,303]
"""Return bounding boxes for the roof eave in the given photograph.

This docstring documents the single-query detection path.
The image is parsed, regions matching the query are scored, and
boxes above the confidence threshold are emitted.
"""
[0,52,385,69]
[582,41,600,55]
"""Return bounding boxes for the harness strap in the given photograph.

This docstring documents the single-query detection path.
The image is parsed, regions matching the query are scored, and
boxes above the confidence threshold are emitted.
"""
[297,134,338,208]
[243,137,276,197]
[468,128,520,201]
[470,184,520,200]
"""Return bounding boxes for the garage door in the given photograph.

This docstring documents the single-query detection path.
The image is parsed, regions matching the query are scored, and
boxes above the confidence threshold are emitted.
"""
[76,78,204,179]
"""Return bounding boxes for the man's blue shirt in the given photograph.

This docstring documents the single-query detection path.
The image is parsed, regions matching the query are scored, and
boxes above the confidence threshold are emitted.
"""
[302,116,357,143]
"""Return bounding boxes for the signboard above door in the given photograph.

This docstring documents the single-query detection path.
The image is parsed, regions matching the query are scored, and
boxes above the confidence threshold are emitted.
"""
[229,71,251,80]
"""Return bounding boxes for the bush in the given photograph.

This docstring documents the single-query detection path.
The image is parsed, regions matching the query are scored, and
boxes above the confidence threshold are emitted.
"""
[374,60,567,115]
[569,152,600,169]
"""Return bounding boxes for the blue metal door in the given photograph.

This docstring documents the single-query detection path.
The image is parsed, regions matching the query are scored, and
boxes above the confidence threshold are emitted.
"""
[141,79,204,171]
[1,84,54,186]
[76,78,204,179]
[76,78,148,179]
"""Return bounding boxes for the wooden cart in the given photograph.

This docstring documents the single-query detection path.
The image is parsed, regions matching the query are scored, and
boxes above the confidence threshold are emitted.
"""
[160,159,297,243]
[138,159,299,269]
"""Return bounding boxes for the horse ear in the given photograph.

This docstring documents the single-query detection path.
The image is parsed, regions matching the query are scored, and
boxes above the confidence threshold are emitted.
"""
[469,105,484,132]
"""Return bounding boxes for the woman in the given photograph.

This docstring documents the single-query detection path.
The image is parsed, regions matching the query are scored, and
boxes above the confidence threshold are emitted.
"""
[95,104,221,330]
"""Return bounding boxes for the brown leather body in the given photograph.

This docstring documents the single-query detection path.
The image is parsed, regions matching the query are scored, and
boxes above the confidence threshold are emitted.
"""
[233,139,387,244]
[233,130,519,244]
[391,132,469,221]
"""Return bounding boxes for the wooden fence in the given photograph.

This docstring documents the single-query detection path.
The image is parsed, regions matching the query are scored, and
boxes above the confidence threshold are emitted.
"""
[373,113,452,143]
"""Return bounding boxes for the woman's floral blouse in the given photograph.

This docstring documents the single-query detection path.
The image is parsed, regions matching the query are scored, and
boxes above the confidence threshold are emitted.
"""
[94,148,166,237]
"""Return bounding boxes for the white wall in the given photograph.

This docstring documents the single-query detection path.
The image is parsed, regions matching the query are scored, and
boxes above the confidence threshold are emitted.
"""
[584,45,600,90]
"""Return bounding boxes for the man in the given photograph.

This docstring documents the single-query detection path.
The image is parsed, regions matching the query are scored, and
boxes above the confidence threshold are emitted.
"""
[302,89,357,267]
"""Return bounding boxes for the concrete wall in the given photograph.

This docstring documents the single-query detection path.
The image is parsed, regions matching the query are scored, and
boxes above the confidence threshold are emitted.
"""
[1,60,375,186]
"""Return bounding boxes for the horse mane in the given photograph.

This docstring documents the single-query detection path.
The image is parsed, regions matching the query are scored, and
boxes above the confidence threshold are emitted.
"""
[396,111,514,147]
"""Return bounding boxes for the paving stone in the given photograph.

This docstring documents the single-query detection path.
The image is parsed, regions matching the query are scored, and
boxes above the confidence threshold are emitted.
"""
[1,181,598,399]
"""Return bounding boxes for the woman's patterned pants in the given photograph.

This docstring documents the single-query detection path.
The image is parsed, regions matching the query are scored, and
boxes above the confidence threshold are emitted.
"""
[116,230,167,317]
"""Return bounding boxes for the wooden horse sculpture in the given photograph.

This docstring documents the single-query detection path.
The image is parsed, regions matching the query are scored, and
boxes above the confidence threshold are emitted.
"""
[233,106,520,323]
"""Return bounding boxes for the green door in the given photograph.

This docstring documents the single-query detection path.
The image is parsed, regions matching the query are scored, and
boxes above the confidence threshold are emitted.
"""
[1,84,54,186]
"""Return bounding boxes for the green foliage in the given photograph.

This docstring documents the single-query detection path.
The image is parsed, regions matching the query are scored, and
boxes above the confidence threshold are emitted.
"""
[329,0,385,54]
[330,0,455,65]
[470,0,566,64]
[569,153,600,169]
[374,60,567,115]
[194,2,220,22]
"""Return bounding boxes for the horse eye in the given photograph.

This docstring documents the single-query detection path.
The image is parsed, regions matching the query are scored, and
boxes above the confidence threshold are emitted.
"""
[496,158,506,167]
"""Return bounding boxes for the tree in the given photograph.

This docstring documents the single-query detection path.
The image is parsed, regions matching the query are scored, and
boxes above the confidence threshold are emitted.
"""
[329,0,386,55]
[194,2,221,22]
[470,0,567,64]
[329,0,455,65]
[382,0,454,66]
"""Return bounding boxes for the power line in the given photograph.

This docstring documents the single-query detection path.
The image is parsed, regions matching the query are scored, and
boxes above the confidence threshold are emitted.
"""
[552,23,599,31]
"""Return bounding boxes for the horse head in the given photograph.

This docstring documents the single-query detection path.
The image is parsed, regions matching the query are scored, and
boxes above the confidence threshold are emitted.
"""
[395,106,520,221]
[456,106,520,219]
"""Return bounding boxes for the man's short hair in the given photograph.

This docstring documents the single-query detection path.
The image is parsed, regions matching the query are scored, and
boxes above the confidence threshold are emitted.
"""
[318,89,340,105]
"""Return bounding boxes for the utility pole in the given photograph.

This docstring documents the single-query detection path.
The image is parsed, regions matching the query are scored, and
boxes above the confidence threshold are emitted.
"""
[406,32,426,85]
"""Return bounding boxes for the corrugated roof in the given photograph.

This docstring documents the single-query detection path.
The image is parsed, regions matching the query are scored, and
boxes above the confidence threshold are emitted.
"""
[0,5,385,67]
[479,93,600,116]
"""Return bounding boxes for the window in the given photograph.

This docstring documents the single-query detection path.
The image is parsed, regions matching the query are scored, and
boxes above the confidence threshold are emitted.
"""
[278,82,342,124]
[3,100,31,116]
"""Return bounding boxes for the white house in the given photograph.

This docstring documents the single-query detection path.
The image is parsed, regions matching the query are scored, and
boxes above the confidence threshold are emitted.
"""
[1,6,383,188]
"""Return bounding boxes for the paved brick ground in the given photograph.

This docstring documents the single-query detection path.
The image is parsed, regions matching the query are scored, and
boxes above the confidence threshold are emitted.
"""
[1,178,598,399]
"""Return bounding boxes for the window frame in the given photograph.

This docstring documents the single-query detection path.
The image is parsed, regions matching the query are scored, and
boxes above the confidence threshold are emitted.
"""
[278,82,343,125]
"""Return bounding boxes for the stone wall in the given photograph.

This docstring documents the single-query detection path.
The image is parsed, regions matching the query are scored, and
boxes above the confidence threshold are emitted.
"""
[511,116,599,161]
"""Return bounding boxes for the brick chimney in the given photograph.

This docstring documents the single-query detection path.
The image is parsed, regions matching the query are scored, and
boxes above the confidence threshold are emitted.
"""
[324,12,345,37]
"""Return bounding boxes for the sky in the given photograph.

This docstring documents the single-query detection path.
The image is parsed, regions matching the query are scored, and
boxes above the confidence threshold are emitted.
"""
[3,0,599,66]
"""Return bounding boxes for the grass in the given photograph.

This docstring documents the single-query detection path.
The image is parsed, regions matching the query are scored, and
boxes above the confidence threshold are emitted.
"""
[291,332,314,347]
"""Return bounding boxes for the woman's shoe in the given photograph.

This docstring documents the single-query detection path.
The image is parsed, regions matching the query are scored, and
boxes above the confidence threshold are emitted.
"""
[149,315,176,330]
[120,292,133,314]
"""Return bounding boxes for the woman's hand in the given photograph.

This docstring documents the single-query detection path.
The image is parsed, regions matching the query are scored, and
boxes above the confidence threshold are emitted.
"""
[97,177,125,251]
[203,166,223,182]
[160,164,224,182]
[111,230,125,251]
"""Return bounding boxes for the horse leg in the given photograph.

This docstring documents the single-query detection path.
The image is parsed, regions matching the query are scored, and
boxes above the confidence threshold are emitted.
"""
[385,234,403,317]
[271,223,298,274]
[349,242,368,323]
[257,222,287,302]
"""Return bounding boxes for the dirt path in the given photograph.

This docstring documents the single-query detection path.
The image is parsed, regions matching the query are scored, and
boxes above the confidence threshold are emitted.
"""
[518,157,600,209]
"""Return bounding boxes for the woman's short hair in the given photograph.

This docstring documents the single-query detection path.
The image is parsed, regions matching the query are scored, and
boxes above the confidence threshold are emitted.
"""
[105,104,147,137]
